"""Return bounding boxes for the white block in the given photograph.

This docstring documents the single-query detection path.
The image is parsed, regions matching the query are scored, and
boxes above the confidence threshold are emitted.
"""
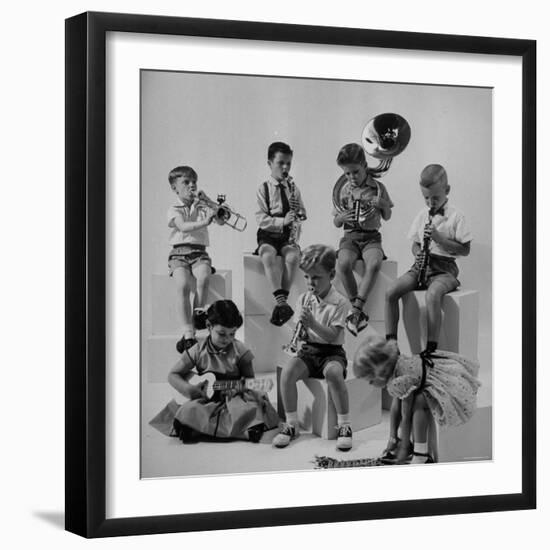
[438,405,492,462]
[244,314,296,374]
[333,260,398,321]
[243,253,306,316]
[151,270,232,335]
[276,366,381,439]
[402,289,479,361]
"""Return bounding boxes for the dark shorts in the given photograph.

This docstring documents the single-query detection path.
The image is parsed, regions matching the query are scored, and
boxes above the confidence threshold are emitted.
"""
[338,229,385,258]
[254,228,298,256]
[298,343,347,379]
[408,253,460,289]
[168,244,215,276]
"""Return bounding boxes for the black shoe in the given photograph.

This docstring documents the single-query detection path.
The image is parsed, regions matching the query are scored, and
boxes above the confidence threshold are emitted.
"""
[172,419,200,443]
[176,336,197,354]
[411,451,435,464]
[247,423,265,443]
[193,308,208,330]
[270,303,294,326]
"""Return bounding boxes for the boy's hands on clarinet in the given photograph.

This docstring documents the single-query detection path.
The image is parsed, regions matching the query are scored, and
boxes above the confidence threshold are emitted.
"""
[423,223,443,244]
[333,210,356,225]
[283,211,296,226]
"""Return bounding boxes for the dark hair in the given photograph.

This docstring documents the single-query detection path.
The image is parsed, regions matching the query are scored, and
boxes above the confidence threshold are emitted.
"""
[300,244,337,273]
[206,300,243,329]
[336,143,367,167]
[168,165,198,186]
[419,164,448,188]
[267,142,293,161]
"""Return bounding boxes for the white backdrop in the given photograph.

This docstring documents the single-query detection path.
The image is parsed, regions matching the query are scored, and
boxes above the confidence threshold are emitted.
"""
[0,1,547,549]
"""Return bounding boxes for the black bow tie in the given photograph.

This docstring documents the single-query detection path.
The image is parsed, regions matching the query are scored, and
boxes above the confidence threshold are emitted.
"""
[430,204,446,218]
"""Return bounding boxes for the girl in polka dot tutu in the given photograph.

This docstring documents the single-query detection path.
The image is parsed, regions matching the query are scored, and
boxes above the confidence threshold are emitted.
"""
[353,335,481,464]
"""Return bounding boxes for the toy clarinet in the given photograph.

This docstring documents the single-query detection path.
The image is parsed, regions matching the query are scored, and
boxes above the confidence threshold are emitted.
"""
[417,207,436,289]
[282,290,319,357]
[285,174,302,245]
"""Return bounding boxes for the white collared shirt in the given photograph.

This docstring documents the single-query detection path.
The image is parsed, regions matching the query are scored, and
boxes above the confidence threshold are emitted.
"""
[255,176,307,233]
[407,203,472,257]
[167,197,210,247]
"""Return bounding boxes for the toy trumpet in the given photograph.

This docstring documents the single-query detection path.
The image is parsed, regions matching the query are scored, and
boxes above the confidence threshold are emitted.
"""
[196,190,247,232]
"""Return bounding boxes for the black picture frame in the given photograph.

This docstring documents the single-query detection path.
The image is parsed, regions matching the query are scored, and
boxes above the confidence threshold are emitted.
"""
[65,11,536,538]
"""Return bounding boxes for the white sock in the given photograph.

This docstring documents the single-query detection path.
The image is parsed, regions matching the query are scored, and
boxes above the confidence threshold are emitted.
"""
[286,411,298,425]
[337,413,351,426]
[414,442,428,455]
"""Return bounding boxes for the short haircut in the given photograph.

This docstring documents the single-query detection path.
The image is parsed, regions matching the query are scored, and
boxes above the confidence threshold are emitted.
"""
[168,165,198,186]
[267,142,293,161]
[336,143,367,166]
[419,164,448,188]
[206,300,243,329]
[352,335,398,379]
[299,244,337,273]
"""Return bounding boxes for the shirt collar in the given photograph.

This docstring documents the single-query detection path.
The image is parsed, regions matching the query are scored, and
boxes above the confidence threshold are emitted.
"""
[269,175,287,189]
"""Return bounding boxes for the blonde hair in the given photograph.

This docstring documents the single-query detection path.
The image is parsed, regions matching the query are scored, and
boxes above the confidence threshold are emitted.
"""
[419,164,448,188]
[353,335,398,381]
[299,244,336,273]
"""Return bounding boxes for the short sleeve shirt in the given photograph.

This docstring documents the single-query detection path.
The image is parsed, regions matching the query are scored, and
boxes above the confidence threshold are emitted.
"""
[167,198,210,247]
[181,337,254,380]
[407,203,472,258]
[294,286,348,345]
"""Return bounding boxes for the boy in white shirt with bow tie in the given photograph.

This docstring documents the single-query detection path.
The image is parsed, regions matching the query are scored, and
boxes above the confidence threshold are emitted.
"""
[385,164,472,355]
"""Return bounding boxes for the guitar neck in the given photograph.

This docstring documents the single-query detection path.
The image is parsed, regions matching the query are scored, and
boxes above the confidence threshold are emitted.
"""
[211,377,272,394]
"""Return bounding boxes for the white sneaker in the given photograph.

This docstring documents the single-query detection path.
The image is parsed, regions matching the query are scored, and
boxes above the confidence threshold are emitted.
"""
[336,424,353,451]
[272,422,299,448]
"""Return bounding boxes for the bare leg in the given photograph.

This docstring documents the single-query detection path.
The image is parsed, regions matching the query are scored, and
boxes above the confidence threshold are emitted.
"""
[385,271,418,336]
[336,248,359,300]
[411,393,434,463]
[192,262,212,309]
[279,358,309,415]
[425,277,458,343]
[357,247,384,303]
[258,244,282,292]
[172,267,196,336]
[323,362,349,415]
[412,393,429,444]
[280,245,300,292]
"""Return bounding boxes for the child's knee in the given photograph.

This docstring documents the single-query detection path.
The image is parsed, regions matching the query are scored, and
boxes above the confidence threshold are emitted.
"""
[336,256,354,274]
[324,362,345,384]
[281,360,305,383]
[261,248,277,266]
[386,283,403,302]
[284,249,300,266]
[425,286,445,306]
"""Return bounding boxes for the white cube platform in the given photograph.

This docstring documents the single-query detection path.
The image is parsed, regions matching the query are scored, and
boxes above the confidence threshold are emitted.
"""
[151,270,232,335]
[145,270,232,383]
[276,365,382,440]
[438,405,492,463]
[402,289,479,361]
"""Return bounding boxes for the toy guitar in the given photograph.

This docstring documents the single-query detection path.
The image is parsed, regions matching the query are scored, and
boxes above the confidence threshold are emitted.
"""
[186,372,273,399]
